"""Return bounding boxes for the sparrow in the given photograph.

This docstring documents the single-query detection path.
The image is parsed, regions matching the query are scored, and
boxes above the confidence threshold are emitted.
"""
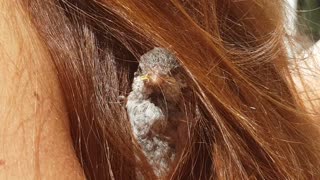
[126,47,185,176]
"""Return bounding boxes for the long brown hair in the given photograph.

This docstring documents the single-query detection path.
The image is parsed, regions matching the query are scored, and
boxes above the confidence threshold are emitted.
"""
[22,0,320,179]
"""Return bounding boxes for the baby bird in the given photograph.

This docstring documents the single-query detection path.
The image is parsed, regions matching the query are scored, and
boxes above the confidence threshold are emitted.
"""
[126,47,185,176]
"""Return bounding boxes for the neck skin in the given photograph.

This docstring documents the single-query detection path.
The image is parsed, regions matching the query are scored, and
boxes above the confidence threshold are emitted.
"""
[0,1,84,179]
[293,40,320,114]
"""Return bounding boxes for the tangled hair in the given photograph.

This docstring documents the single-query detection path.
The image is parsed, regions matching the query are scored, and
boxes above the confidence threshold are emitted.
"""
[18,0,320,179]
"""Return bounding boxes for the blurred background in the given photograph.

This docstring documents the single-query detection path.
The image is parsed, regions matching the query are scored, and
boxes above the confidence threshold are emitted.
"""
[287,0,320,43]
[285,0,319,58]
[297,0,320,42]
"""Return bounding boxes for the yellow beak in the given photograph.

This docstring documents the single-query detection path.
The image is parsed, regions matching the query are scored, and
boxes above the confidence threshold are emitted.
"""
[140,74,150,81]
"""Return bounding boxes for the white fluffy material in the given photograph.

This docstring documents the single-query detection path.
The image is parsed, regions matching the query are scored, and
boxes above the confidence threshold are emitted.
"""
[126,48,180,176]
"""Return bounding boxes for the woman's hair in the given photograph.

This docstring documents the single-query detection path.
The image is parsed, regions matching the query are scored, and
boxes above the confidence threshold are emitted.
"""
[19,0,320,179]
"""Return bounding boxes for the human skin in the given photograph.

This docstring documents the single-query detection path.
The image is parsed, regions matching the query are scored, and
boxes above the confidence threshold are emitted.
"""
[0,1,85,179]
[295,40,320,111]
[0,1,319,180]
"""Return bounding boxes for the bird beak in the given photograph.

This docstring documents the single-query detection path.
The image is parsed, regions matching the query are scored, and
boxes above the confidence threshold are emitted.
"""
[140,74,150,82]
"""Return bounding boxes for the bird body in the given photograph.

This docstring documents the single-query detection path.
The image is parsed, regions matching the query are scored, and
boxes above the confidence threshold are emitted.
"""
[126,48,183,176]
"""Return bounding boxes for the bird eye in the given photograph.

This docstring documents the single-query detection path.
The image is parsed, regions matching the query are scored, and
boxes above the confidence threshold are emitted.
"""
[169,67,179,76]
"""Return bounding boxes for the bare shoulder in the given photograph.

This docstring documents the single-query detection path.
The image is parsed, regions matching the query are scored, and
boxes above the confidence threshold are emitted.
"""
[0,2,84,179]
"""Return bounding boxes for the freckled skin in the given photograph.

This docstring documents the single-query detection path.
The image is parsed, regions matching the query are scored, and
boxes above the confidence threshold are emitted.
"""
[126,48,184,176]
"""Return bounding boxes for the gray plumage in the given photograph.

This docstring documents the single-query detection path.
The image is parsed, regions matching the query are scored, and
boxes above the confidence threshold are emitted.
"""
[126,47,182,177]
[139,47,179,75]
